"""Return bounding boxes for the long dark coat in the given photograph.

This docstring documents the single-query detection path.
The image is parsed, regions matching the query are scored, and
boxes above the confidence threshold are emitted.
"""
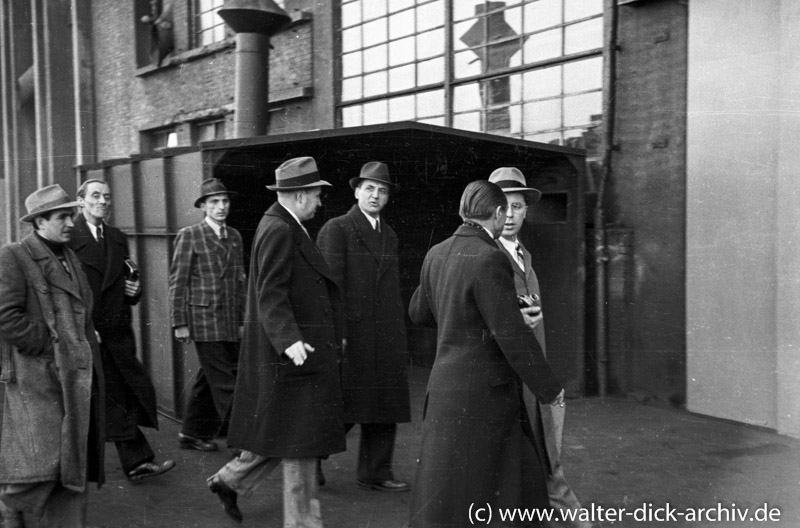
[0,234,105,491]
[70,214,158,439]
[408,224,562,528]
[227,202,346,458]
[317,205,410,424]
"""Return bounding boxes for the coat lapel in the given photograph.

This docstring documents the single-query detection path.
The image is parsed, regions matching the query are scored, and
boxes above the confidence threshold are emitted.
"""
[347,205,381,264]
[23,235,82,300]
[71,215,105,276]
[270,203,336,285]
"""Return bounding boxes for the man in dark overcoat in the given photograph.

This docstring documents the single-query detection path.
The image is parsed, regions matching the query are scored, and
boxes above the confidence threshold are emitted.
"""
[71,179,175,482]
[317,161,411,491]
[207,156,345,527]
[169,178,246,452]
[0,185,106,527]
[408,180,564,528]
[490,167,590,528]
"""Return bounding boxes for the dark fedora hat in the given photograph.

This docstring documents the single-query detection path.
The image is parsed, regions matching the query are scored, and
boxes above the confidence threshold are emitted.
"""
[194,178,238,208]
[349,161,397,189]
[21,184,82,223]
[267,156,332,191]
[488,167,542,203]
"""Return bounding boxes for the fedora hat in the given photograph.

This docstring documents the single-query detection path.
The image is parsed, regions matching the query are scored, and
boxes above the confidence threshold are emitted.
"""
[488,167,541,203]
[349,161,397,189]
[267,156,332,191]
[21,184,82,223]
[194,178,238,208]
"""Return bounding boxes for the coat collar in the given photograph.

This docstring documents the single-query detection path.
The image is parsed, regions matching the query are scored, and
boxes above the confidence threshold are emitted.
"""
[267,202,337,285]
[71,214,125,291]
[454,222,497,248]
[346,204,384,263]
[21,233,83,300]
[200,219,235,271]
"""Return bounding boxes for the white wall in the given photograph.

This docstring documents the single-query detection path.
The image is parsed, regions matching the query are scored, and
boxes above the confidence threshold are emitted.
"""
[687,0,800,437]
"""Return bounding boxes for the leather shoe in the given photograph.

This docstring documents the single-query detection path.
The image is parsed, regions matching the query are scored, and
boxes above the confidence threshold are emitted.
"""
[316,459,326,487]
[127,460,176,482]
[357,478,410,492]
[178,432,218,451]
[208,477,243,523]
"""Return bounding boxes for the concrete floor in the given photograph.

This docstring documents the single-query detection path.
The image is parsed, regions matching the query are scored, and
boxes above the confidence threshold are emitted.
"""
[85,366,800,527]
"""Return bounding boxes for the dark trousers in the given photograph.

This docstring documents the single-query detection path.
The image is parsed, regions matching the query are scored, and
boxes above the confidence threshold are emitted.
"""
[181,341,239,440]
[346,423,397,483]
[115,428,155,473]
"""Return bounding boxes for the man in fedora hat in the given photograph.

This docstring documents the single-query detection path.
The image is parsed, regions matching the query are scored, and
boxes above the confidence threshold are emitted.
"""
[316,161,411,492]
[207,156,345,526]
[70,179,175,484]
[488,167,590,528]
[169,178,246,452]
[0,184,105,527]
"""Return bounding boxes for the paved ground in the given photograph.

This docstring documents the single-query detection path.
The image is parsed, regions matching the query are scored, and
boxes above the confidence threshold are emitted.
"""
[84,366,800,527]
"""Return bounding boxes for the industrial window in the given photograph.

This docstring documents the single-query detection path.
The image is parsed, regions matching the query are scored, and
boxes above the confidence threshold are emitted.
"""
[142,127,178,152]
[193,118,227,143]
[195,0,227,47]
[338,0,603,146]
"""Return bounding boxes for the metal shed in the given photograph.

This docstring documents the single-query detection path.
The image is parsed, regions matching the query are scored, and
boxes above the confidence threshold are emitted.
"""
[77,122,587,419]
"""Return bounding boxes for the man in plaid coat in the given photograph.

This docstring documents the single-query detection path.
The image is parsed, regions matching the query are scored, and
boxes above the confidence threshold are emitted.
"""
[169,178,246,452]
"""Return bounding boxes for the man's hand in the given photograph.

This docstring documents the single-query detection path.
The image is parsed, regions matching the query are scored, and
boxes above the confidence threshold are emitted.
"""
[174,325,191,343]
[285,340,315,366]
[94,330,102,344]
[124,279,141,297]
[520,305,543,330]
[551,388,566,407]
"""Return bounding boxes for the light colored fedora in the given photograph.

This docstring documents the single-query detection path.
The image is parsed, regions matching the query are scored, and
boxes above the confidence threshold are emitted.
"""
[267,156,332,191]
[21,184,82,223]
[488,167,542,202]
[349,161,397,189]
[194,178,238,208]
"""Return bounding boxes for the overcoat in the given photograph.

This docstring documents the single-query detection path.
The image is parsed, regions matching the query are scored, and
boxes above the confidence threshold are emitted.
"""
[408,224,562,528]
[317,205,410,424]
[169,221,245,342]
[70,214,158,439]
[0,234,105,491]
[227,202,346,458]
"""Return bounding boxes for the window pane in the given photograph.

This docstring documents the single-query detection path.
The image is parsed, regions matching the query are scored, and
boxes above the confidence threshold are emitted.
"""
[509,72,522,103]
[509,104,522,135]
[563,91,601,127]
[506,7,523,35]
[454,1,476,22]
[417,89,444,118]
[363,71,388,97]
[565,0,603,21]
[363,99,388,125]
[564,57,602,93]
[342,51,363,77]
[389,94,416,121]
[389,64,416,92]
[526,131,562,144]
[453,20,473,52]
[363,44,388,73]
[341,77,363,101]
[564,17,602,54]
[524,0,562,33]
[363,18,388,47]
[342,27,362,53]
[417,29,444,60]
[524,99,562,132]
[523,28,562,64]
[341,1,362,27]
[416,0,444,32]
[453,111,481,131]
[523,66,562,100]
[453,83,482,113]
[454,50,482,79]
[363,0,387,21]
[389,0,414,14]
[389,9,415,40]
[389,36,415,66]
[342,105,363,127]
[418,56,444,85]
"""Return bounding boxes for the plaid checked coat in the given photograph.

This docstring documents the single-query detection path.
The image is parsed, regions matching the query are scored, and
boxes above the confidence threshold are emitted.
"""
[169,221,245,342]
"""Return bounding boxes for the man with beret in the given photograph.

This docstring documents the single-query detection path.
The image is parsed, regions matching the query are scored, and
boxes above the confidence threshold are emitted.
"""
[489,167,590,528]
[70,179,175,483]
[0,185,105,527]
[207,156,345,527]
[317,161,411,492]
[169,178,246,453]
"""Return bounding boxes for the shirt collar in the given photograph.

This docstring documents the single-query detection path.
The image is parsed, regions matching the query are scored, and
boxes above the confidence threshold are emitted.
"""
[358,207,379,229]
[86,220,103,241]
[204,216,225,237]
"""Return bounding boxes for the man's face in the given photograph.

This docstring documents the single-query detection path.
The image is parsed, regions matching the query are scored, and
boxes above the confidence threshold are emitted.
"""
[354,179,390,218]
[36,208,75,244]
[297,187,323,222]
[502,192,527,241]
[201,194,231,224]
[79,181,111,223]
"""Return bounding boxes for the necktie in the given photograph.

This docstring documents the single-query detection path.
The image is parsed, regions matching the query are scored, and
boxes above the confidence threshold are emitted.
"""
[375,219,380,233]
[97,224,104,241]
[515,241,525,271]
[220,225,228,240]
